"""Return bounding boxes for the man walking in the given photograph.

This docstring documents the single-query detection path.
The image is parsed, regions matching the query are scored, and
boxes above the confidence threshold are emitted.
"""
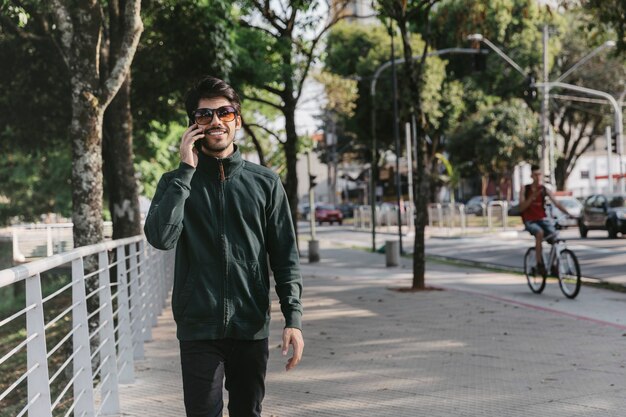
[144,75,304,417]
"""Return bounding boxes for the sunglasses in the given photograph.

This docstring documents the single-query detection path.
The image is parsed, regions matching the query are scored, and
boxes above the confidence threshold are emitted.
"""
[192,106,238,124]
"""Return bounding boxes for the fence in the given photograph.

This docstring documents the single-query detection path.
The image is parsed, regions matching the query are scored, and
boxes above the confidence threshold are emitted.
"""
[0,235,173,417]
[427,201,510,235]
[353,204,415,233]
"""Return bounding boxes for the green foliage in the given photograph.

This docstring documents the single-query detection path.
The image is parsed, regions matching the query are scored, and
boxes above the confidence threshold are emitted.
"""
[135,120,185,199]
[584,0,626,54]
[448,98,539,180]
[132,0,235,135]
[0,149,72,225]
[431,0,564,102]
[0,8,70,155]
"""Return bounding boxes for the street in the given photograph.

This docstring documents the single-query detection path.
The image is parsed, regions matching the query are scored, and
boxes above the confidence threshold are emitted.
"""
[298,222,626,285]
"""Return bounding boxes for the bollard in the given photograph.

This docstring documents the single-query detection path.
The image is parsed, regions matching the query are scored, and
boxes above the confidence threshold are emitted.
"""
[308,239,320,263]
[385,240,399,267]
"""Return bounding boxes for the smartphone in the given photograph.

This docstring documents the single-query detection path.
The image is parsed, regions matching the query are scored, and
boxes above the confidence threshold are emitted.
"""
[189,117,204,151]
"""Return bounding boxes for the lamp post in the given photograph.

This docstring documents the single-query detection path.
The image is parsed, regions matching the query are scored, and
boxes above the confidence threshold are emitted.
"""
[532,82,623,193]
[466,33,616,187]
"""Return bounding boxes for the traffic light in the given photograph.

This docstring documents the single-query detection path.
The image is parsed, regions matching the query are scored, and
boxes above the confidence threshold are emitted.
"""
[610,132,618,154]
[524,73,537,100]
[309,174,317,189]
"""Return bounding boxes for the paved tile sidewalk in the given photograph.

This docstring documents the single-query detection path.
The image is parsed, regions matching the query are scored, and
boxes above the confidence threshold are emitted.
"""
[119,245,626,416]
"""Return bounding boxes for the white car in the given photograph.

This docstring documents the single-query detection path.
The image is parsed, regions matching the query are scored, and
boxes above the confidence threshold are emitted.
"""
[549,197,583,228]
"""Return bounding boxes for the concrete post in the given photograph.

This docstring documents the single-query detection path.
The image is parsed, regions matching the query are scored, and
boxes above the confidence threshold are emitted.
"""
[308,240,320,263]
[385,240,400,267]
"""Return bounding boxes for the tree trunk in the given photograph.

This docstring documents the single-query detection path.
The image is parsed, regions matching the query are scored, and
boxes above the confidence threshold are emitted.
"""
[71,92,104,248]
[103,75,141,239]
[555,157,567,191]
[66,1,105,248]
[395,15,428,289]
[283,104,300,240]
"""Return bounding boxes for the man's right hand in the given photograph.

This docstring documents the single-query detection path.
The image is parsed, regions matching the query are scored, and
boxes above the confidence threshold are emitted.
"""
[180,124,205,168]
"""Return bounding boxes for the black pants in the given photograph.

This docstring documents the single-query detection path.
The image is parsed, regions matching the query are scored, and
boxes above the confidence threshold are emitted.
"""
[180,338,269,417]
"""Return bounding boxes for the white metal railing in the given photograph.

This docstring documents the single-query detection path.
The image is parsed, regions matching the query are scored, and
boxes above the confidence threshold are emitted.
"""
[11,222,114,263]
[353,205,415,232]
[0,235,173,417]
[428,203,467,233]
[487,200,509,230]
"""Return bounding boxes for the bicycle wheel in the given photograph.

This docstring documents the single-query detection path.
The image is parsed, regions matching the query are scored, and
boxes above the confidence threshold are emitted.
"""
[524,247,546,294]
[557,249,581,299]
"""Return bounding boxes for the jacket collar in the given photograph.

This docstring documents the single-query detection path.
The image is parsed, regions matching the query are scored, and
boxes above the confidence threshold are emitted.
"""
[197,144,244,180]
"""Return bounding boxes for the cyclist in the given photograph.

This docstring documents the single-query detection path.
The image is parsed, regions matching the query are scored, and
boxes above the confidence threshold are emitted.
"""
[519,164,571,275]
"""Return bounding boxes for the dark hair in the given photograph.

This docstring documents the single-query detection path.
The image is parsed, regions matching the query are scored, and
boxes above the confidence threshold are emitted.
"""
[184,76,241,119]
[530,164,541,172]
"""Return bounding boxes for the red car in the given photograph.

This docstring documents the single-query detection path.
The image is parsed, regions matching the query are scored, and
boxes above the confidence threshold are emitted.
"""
[315,204,343,225]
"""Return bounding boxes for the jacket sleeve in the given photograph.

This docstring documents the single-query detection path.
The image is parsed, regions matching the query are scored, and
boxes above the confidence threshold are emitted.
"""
[143,163,196,250]
[266,177,303,330]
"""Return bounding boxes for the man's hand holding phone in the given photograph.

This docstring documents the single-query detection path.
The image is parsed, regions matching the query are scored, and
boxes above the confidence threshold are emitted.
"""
[180,123,204,168]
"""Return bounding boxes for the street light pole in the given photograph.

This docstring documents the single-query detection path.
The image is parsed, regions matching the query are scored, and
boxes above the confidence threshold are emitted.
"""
[390,22,403,254]
[536,81,624,193]
[541,25,550,183]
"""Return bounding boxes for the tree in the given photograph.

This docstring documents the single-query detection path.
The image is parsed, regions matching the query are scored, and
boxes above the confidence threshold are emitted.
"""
[448,99,540,199]
[1,1,143,247]
[322,20,462,208]
[583,0,626,54]
[0,4,72,224]
[549,10,626,190]
[233,0,353,238]
[378,0,442,289]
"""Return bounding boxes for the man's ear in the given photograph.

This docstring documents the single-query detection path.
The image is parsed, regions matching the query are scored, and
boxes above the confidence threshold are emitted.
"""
[235,115,242,130]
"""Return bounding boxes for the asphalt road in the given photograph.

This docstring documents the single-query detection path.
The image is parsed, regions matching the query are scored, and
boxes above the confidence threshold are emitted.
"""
[298,222,626,285]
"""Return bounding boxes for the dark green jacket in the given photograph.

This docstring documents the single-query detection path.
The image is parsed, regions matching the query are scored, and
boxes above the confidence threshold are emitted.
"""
[144,146,302,341]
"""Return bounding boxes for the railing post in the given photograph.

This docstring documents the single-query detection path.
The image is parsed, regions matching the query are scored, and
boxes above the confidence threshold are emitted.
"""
[458,204,467,234]
[138,241,153,342]
[97,251,120,415]
[25,273,53,417]
[12,227,25,263]
[147,246,159,325]
[46,227,53,257]
[115,245,135,384]
[160,249,167,309]
[71,258,96,417]
[128,242,144,360]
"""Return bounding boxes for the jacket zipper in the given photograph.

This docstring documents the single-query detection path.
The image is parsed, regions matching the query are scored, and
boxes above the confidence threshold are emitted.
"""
[218,159,228,336]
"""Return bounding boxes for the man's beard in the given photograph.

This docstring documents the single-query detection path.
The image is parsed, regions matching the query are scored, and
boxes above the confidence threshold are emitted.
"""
[198,132,234,153]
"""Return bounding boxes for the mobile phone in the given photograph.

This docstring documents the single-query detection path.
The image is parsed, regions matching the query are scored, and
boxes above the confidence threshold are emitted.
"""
[189,117,204,151]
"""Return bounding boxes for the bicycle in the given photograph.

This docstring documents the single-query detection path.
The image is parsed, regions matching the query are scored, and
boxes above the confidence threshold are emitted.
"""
[523,223,582,299]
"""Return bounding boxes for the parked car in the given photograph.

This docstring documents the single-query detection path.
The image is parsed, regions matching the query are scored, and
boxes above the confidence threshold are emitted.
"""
[464,195,497,216]
[315,204,343,225]
[549,196,583,229]
[578,193,626,238]
[337,202,356,219]
[297,203,310,220]
[507,200,520,216]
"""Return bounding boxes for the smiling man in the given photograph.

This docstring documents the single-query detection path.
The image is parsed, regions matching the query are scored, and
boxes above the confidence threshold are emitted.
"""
[144,76,304,417]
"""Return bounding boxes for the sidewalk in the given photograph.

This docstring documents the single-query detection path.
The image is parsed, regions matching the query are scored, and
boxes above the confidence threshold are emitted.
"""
[119,243,626,416]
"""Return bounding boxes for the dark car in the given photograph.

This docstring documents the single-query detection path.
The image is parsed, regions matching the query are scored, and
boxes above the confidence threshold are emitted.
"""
[315,204,343,225]
[464,195,497,216]
[578,193,626,238]
[337,202,355,219]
